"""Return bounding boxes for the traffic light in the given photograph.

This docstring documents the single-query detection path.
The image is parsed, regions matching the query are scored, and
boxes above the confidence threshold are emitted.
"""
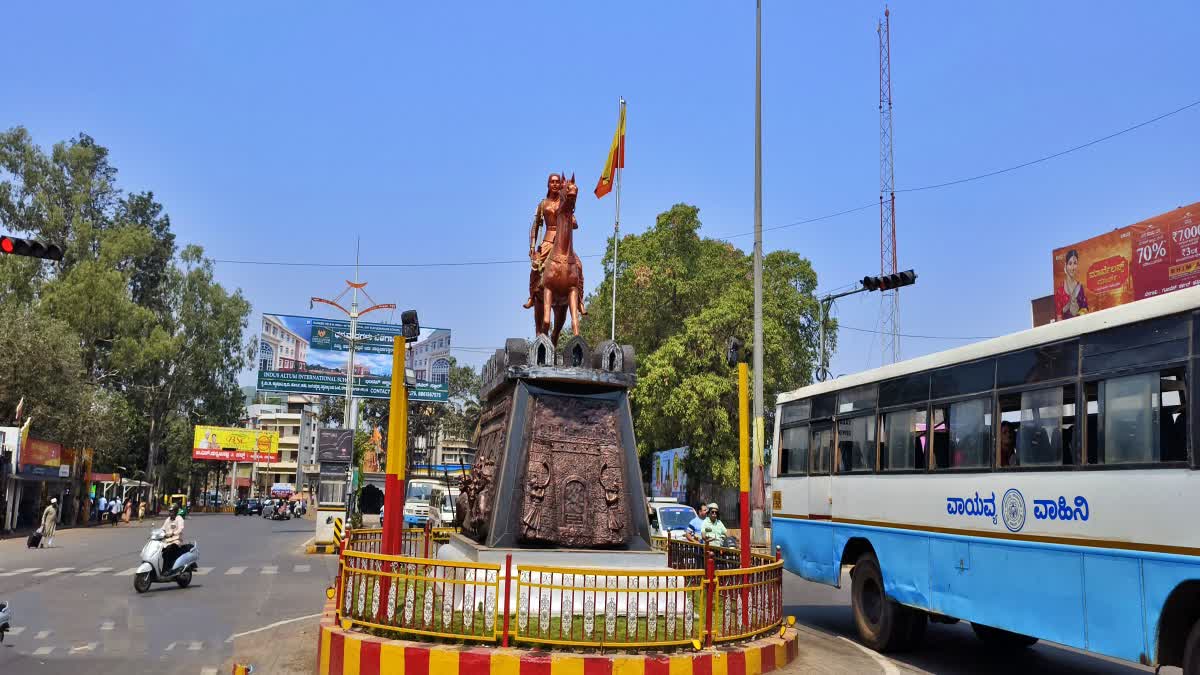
[862,269,917,292]
[400,309,421,343]
[0,235,63,261]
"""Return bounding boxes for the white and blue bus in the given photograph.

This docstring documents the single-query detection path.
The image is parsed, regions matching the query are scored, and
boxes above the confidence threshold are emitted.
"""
[771,286,1200,671]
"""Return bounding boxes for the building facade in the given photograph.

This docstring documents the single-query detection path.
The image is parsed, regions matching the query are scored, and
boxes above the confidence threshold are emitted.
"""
[243,395,320,498]
[407,328,451,385]
[260,314,309,372]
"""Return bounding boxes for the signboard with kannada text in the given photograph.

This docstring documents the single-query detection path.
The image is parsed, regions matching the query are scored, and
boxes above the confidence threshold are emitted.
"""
[192,425,280,462]
[1053,202,1200,320]
[20,438,61,468]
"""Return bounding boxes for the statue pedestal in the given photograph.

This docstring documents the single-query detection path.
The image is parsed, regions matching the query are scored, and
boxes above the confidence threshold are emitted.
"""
[458,337,653,551]
[439,533,667,570]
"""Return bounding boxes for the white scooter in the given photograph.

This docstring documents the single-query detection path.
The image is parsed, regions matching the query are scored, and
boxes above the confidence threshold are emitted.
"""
[0,601,11,643]
[134,528,199,593]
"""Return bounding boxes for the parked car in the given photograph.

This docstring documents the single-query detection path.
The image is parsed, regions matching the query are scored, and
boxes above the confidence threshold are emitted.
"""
[245,498,263,516]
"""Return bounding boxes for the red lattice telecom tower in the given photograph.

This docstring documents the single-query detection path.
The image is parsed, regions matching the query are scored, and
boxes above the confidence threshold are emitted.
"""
[878,7,900,364]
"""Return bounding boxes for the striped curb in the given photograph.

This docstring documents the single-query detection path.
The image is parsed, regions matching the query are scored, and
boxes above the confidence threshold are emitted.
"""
[316,602,799,675]
[307,543,339,555]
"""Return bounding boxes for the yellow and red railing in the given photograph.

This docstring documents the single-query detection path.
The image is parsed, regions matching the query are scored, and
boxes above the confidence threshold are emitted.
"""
[333,528,784,649]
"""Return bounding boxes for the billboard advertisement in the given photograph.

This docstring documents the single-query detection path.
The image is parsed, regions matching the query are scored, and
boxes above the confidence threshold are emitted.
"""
[317,428,354,463]
[651,447,689,501]
[1053,202,1200,321]
[256,314,451,402]
[20,438,61,468]
[192,425,280,462]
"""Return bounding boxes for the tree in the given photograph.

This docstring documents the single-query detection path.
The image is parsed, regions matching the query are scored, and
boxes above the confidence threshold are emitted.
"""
[581,203,829,484]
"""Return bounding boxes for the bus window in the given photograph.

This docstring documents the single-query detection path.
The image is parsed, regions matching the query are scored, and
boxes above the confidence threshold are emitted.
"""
[781,400,811,425]
[780,424,809,475]
[837,416,875,473]
[931,397,992,469]
[1094,367,1187,464]
[998,385,1076,467]
[880,408,926,471]
[810,426,833,475]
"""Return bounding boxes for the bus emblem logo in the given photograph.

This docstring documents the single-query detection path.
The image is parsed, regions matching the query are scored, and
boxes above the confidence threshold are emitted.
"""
[1002,489,1026,532]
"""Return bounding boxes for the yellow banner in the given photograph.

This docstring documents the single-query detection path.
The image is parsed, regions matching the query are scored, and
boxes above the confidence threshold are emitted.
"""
[192,425,280,462]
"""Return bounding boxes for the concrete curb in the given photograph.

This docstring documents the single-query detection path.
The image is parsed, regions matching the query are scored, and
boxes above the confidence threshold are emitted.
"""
[316,602,800,675]
[307,543,338,555]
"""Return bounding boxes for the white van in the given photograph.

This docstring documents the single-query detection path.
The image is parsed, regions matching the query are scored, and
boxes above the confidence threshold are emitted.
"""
[647,498,698,540]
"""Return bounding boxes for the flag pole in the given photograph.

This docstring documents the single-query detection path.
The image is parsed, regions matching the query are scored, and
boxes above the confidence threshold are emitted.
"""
[610,97,625,342]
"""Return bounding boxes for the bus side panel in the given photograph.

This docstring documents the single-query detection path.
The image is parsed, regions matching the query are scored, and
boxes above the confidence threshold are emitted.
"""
[1083,554,1148,664]
[950,540,1087,650]
[835,525,930,607]
[1142,558,1200,667]
[773,518,838,586]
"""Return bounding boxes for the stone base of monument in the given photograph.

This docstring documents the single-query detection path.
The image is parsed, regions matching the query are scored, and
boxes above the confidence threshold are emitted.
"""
[439,532,666,568]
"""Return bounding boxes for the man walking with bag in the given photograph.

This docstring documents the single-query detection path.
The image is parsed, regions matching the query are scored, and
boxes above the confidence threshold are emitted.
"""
[40,497,58,548]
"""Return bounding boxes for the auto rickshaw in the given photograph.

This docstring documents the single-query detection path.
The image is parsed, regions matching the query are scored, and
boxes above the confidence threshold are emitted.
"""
[162,494,188,517]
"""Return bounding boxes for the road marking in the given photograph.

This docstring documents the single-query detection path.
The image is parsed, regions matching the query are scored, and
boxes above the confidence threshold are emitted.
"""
[262,565,278,575]
[78,567,113,576]
[6,626,24,636]
[34,567,74,576]
[34,630,51,640]
[116,567,139,576]
[225,613,324,642]
[0,568,37,576]
[32,645,54,656]
[70,642,98,653]
[294,564,311,573]
[201,668,219,675]
[100,620,115,631]
[195,566,213,575]
[225,566,246,575]
[838,636,902,675]
[188,640,203,651]
[165,641,178,651]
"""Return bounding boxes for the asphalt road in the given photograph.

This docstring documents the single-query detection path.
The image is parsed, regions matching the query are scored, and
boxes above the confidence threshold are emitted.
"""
[781,570,1181,675]
[0,513,334,674]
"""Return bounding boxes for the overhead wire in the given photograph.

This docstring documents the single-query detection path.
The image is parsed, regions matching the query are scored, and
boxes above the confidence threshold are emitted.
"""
[210,97,1199,269]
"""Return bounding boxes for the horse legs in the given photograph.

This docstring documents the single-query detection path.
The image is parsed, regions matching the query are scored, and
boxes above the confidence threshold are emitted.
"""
[568,287,581,336]
[541,286,554,337]
[533,294,545,337]
[552,304,568,345]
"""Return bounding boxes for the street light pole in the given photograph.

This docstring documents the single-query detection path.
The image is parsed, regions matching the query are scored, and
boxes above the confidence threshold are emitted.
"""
[751,0,766,546]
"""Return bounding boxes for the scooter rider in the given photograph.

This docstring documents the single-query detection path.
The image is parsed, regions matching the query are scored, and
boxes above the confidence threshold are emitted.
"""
[161,507,185,571]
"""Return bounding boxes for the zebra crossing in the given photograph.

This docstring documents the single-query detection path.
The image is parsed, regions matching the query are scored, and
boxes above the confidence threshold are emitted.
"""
[0,563,321,579]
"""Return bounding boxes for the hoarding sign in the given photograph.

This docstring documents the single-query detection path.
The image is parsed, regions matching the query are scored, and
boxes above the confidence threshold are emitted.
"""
[318,428,353,463]
[651,447,689,500]
[255,314,451,402]
[20,438,61,468]
[192,425,280,462]
[1053,202,1200,320]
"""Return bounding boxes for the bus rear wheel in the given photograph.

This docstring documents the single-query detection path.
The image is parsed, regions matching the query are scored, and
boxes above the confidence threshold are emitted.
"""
[851,552,919,652]
[1183,619,1200,675]
[971,622,1038,649]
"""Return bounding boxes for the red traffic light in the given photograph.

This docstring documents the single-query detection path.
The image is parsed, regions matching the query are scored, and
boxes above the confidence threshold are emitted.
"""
[0,235,63,261]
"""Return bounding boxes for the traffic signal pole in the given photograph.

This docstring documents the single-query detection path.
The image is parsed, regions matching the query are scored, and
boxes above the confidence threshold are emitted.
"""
[816,270,916,382]
[383,336,408,555]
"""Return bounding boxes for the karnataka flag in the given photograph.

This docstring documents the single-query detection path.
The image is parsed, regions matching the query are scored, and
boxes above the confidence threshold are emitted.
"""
[594,101,626,199]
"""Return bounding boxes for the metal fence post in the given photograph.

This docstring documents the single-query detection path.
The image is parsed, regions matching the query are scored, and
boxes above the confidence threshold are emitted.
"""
[422,521,432,559]
[704,549,715,647]
[502,553,513,647]
[775,545,781,561]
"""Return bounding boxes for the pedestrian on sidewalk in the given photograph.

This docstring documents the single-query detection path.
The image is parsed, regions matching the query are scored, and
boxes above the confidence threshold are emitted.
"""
[137,500,146,522]
[122,498,132,523]
[109,497,121,526]
[40,498,58,548]
[97,494,108,525]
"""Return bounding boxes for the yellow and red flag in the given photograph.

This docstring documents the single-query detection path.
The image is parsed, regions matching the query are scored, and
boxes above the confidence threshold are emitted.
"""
[594,101,626,199]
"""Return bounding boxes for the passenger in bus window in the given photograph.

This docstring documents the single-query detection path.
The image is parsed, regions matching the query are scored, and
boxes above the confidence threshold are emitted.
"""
[999,421,1017,466]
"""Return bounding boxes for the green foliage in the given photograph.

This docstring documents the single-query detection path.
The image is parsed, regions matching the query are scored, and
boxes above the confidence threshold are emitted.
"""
[581,204,830,485]
[0,127,251,493]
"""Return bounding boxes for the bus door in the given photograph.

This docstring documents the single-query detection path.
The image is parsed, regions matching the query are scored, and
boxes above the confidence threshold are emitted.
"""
[808,424,834,518]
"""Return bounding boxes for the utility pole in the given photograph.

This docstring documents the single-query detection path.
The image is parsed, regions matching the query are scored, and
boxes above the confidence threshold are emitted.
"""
[750,0,767,546]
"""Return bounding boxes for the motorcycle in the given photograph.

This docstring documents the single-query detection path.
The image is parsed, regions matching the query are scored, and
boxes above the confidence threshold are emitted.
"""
[134,528,199,593]
[266,505,291,521]
[0,601,11,643]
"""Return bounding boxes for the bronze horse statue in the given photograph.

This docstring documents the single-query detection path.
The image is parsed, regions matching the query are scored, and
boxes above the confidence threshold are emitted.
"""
[536,173,584,344]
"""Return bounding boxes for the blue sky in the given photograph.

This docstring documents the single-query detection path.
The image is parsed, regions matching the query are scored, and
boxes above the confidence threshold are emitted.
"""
[5,2,1197,385]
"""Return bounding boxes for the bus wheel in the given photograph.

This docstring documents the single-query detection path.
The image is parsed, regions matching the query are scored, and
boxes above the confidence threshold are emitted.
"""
[851,552,911,652]
[971,622,1038,649]
[1183,619,1200,675]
